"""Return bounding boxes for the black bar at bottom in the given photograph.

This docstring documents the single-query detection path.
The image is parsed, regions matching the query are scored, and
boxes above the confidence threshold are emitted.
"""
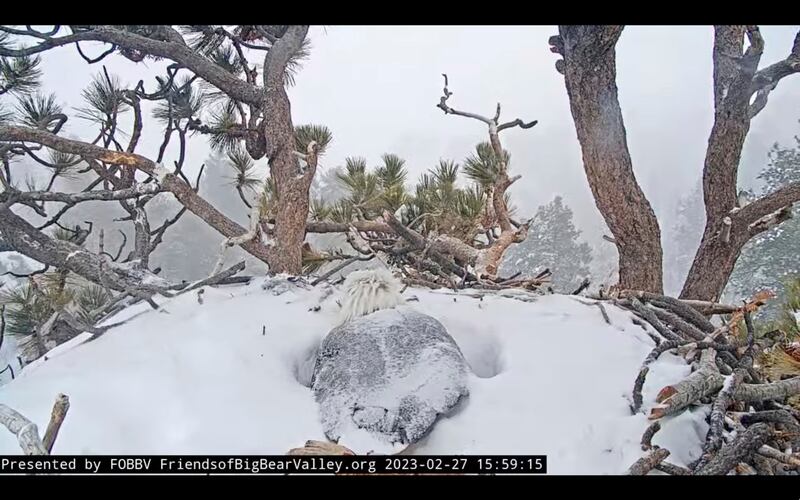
[0,455,547,474]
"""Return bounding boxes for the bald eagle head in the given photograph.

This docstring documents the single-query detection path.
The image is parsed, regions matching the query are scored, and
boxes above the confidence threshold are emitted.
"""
[338,268,404,323]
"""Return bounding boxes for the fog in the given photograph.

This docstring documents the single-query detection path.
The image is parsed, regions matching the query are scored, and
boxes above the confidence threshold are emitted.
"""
[23,25,800,284]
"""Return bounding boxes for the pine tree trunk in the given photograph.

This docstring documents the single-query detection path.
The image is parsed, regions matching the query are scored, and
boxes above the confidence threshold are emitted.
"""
[261,87,309,275]
[556,26,664,293]
[680,27,759,301]
[257,26,312,275]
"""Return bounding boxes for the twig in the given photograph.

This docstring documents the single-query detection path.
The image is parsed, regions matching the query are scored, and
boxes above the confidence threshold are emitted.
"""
[174,261,247,295]
[311,255,375,286]
[595,302,611,324]
[631,340,682,414]
[641,421,661,451]
[571,277,590,295]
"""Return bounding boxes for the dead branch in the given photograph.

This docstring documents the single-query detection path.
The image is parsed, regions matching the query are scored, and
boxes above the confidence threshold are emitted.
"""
[757,445,800,468]
[694,423,771,475]
[311,254,375,286]
[631,340,683,414]
[622,291,715,333]
[0,403,48,455]
[174,261,247,295]
[641,421,661,451]
[629,298,683,343]
[650,348,722,420]
[42,394,69,453]
[0,183,162,206]
[627,447,670,475]
[650,307,706,341]
[704,369,747,456]
[735,377,800,403]
[655,462,692,475]
[679,299,741,316]
[595,302,611,324]
[571,277,590,295]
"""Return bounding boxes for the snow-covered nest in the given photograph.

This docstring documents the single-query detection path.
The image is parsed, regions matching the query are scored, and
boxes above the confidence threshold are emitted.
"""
[0,277,708,473]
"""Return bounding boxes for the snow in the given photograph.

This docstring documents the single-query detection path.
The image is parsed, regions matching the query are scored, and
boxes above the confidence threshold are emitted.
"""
[0,278,708,473]
[313,307,469,454]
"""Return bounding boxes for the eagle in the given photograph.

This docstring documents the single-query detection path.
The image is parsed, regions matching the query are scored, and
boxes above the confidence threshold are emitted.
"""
[294,268,470,455]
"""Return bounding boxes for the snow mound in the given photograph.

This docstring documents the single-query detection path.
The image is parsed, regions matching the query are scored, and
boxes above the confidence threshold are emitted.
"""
[0,279,707,473]
[312,307,469,454]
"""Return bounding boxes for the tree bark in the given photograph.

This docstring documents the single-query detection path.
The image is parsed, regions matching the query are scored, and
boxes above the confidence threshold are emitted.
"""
[680,27,754,301]
[694,423,771,475]
[259,25,311,274]
[0,25,313,275]
[555,26,663,293]
[627,447,669,475]
[681,27,800,301]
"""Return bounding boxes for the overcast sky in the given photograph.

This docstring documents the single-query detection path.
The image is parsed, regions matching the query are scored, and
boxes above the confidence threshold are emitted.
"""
[30,25,800,247]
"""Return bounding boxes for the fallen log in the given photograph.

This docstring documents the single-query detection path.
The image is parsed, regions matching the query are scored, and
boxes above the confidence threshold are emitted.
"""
[650,349,722,419]
[651,375,800,420]
[735,377,800,404]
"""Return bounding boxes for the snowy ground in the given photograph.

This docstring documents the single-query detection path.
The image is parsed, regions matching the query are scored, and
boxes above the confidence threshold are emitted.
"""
[0,276,708,473]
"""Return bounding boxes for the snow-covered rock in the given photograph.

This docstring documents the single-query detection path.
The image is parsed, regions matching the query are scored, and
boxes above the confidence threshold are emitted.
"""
[0,278,708,473]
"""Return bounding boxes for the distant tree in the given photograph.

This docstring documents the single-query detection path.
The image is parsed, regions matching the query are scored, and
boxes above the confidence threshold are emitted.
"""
[501,196,592,291]
[664,182,705,296]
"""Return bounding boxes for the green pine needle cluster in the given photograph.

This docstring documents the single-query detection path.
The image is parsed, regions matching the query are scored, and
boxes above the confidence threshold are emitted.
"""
[310,142,515,244]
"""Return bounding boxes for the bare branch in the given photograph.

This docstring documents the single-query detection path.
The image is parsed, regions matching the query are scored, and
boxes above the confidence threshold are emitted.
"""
[436,74,492,124]
[311,254,375,286]
[750,29,800,95]
[75,42,116,64]
[0,403,48,455]
[496,118,539,132]
[747,206,793,235]
[0,27,264,105]
[0,183,161,205]
[42,394,69,453]
[0,126,274,264]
